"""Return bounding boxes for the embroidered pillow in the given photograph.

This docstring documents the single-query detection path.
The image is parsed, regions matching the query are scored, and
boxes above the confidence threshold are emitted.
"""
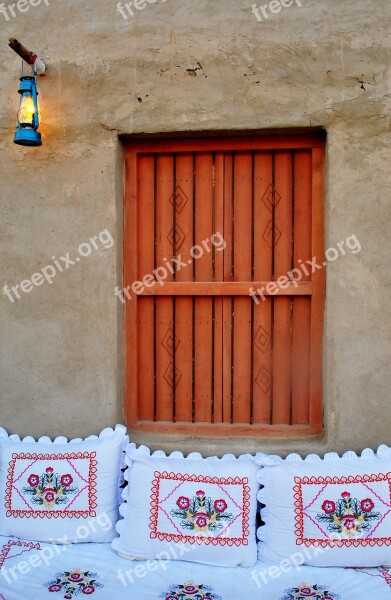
[0,425,128,543]
[112,445,261,567]
[257,445,391,567]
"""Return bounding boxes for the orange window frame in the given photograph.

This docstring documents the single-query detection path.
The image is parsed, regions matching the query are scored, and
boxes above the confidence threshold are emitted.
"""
[123,134,325,438]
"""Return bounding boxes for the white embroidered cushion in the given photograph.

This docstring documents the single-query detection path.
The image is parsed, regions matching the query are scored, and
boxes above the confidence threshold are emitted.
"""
[112,444,261,567]
[257,445,391,567]
[0,425,128,543]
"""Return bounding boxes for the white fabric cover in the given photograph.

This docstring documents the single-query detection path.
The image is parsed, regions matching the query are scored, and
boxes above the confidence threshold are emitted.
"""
[257,445,391,567]
[112,444,261,567]
[0,426,128,543]
[1,535,391,599]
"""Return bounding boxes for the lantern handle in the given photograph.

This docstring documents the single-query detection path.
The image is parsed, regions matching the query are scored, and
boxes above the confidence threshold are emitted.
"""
[8,38,46,75]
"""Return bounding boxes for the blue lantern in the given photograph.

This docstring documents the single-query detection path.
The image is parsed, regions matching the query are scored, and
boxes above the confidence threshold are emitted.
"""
[14,74,42,147]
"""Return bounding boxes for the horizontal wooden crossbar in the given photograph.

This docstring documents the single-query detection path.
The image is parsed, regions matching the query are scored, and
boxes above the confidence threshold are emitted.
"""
[137,281,313,296]
[131,421,322,437]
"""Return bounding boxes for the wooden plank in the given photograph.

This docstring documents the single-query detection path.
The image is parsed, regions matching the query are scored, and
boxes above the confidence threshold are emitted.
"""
[155,155,174,422]
[252,152,273,424]
[213,153,225,422]
[132,421,322,437]
[173,154,194,422]
[139,281,313,295]
[222,154,233,423]
[137,155,155,421]
[125,134,325,156]
[124,152,139,425]
[272,152,293,425]
[233,152,253,424]
[194,153,213,422]
[291,151,312,425]
[309,147,325,432]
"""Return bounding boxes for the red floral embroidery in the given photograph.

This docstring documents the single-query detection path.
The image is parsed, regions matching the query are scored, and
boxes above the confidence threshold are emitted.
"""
[214,499,227,512]
[44,569,103,597]
[5,452,98,519]
[361,498,375,512]
[316,491,381,537]
[321,500,335,514]
[293,472,391,548]
[170,491,232,534]
[177,496,190,510]
[22,467,79,509]
[61,474,74,487]
[150,471,251,547]
[160,581,222,599]
[280,582,340,599]
[27,474,40,487]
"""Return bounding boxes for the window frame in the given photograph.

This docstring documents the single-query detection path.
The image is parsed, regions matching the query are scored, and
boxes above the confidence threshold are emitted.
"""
[123,133,325,438]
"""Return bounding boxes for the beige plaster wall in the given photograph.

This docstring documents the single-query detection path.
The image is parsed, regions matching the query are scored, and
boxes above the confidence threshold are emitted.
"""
[0,0,390,455]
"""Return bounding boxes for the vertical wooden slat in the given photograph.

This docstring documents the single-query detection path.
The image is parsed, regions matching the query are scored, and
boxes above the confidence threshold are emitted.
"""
[309,146,325,431]
[137,156,155,421]
[272,152,293,424]
[292,151,312,424]
[233,153,252,424]
[194,153,213,423]
[174,154,194,422]
[213,153,225,422]
[125,153,138,425]
[222,154,233,423]
[155,155,174,422]
[253,152,273,424]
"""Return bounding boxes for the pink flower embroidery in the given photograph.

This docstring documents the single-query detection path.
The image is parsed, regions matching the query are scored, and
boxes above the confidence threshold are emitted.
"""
[196,490,205,497]
[69,572,83,582]
[361,498,375,512]
[46,467,54,474]
[341,491,350,499]
[321,500,335,514]
[340,516,356,530]
[300,589,314,596]
[214,499,227,513]
[60,474,74,487]
[48,584,62,592]
[195,515,208,528]
[82,586,95,594]
[43,491,55,503]
[161,582,222,599]
[176,496,190,510]
[27,474,39,487]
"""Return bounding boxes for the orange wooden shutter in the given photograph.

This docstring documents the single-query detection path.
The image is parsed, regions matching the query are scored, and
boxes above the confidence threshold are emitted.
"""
[124,135,325,437]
